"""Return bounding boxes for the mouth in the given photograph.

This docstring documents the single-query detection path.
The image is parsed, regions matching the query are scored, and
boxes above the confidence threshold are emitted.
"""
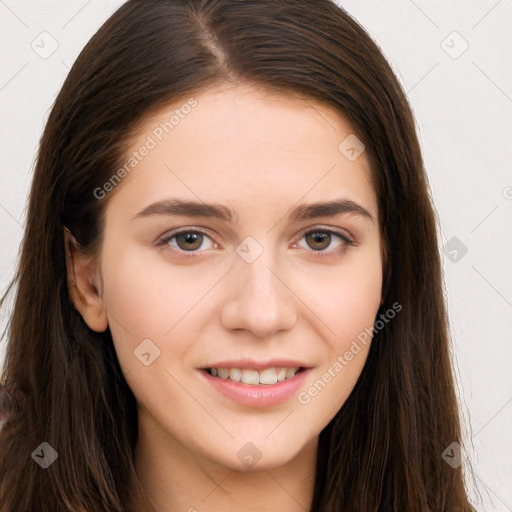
[199,363,312,408]
[202,366,307,385]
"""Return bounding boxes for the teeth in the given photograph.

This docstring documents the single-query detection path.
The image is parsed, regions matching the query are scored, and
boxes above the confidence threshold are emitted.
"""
[229,368,241,382]
[209,367,300,385]
[259,368,277,385]
[285,367,297,379]
[241,370,259,385]
[217,368,229,379]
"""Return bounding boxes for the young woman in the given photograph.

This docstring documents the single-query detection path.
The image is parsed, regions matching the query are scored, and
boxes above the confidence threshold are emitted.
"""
[0,0,477,510]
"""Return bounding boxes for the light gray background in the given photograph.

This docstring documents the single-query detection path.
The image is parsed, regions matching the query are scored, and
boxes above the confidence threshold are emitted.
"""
[0,1,511,510]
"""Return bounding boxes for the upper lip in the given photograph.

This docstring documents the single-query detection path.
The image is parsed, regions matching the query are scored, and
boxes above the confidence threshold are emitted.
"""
[200,359,312,370]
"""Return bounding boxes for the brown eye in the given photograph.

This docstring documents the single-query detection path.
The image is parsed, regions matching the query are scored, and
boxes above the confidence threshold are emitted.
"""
[175,232,204,251]
[295,228,354,259]
[158,229,216,253]
[305,231,332,251]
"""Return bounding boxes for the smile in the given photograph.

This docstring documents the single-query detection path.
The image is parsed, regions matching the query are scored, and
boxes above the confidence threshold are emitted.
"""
[200,366,312,408]
[206,366,303,385]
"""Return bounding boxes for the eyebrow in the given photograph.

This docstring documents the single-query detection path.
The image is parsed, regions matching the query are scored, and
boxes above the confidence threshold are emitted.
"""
[132,198,374,225]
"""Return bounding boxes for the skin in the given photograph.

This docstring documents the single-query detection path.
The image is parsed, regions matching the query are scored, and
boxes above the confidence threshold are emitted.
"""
[67,82,383,512]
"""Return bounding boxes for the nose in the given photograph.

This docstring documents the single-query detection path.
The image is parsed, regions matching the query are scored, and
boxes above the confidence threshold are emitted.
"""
[220,251,298,338]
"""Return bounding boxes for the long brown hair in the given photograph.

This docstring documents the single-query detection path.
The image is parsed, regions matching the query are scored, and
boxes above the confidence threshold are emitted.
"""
[0,0,476,510]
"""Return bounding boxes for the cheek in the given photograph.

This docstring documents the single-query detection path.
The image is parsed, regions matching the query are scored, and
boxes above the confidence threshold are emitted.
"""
[102,255,172,335]
[335,252,383,339]
[292,246,382,412]
[99,245,225,374]
[98,247,174,369]
[101,245,212,332]
[294,244,383,343]
[329,251,382,377]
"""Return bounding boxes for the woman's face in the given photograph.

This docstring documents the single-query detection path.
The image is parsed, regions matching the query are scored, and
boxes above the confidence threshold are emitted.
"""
[86,83,382,471]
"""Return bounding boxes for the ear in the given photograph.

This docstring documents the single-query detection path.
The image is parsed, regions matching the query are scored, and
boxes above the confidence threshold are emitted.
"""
[64,227,108,333]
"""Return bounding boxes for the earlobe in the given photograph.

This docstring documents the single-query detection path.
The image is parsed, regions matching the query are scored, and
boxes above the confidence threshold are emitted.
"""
[64,227,108,333]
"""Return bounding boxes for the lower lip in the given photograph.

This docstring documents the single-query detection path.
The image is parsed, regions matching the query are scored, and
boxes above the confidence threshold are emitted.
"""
[200,369,312,408]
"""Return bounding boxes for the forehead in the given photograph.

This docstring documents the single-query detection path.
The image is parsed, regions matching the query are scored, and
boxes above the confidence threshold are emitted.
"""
[106,83,377,221]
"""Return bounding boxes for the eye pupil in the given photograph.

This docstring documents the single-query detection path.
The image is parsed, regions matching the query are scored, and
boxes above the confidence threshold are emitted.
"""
[176,232,203,251]
[306,232,330,250]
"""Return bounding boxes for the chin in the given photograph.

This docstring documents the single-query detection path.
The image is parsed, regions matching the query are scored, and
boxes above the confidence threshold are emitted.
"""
[205,432,312,473]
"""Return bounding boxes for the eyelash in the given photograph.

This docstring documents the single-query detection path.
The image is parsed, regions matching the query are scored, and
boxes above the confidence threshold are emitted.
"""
[156,226,356,260]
